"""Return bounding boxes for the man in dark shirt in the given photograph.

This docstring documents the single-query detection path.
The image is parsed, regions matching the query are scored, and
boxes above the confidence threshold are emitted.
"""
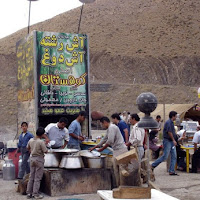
[111,113,129,143]
[151,111,178,175]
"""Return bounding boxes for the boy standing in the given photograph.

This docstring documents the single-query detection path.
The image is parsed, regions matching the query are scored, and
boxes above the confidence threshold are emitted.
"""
[16,122,33,179]
[26,127,48,199]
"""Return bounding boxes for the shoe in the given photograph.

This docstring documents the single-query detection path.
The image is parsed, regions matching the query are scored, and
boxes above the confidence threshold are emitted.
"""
[177,167,184,171]
[33,194,44,199]
[189,169,197,173]
[169,172,179,176]
[27,194,32,199]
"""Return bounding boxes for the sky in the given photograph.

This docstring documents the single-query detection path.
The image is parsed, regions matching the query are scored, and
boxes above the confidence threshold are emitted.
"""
[0,0,83,39]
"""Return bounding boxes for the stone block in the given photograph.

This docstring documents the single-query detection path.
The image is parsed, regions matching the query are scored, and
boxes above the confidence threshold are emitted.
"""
[40,168,111,196]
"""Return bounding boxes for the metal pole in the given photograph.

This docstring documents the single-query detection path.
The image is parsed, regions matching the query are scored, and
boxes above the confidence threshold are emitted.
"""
[78,4,84,33]
[163,103,166,123]
[28,0,32,34]
[147,129,150,186]
[87,35,91,138]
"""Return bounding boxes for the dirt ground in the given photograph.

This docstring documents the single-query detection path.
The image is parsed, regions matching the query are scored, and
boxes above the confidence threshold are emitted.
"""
[0,161,200,200]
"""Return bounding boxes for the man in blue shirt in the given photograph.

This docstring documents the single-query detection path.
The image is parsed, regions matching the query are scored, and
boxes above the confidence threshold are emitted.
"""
[151,111,178,175]
[16,122,33,179]
[111,113,129,143]
[68,111,86,150]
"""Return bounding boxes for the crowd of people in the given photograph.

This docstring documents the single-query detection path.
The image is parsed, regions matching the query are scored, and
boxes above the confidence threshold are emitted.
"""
[15,110,200,198]
[16,111,87,199]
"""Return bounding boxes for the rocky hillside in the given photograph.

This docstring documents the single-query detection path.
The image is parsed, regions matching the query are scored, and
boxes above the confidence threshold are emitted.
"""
[0,0,200,133]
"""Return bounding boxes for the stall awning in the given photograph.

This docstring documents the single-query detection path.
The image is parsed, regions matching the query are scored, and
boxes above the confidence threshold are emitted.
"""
[138,104,199,122]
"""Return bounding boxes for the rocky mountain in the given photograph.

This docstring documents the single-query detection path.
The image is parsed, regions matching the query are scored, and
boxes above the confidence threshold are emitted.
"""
[0,0,200,134]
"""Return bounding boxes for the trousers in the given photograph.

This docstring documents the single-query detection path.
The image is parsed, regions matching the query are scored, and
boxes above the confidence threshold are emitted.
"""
[26,157,44,195]
[137,146,144,162]
[18,148,30,179]
[152,139,177,173]
[192,148,200,173]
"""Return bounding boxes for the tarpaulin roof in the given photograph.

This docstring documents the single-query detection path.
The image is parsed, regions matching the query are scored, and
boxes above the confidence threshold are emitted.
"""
[138,104,200,122]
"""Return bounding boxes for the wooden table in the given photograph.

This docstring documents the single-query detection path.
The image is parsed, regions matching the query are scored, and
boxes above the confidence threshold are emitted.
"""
[97,189,179,200]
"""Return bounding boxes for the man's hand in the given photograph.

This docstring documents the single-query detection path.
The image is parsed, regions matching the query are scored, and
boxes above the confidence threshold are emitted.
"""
[78,136,84,141]
[45,138,50,145]
[144,144,148,150]
[125,142,131,147]
[173,140,177,146]
[89,146,97,152]
[42,134,50,145]
[97,148,104,152]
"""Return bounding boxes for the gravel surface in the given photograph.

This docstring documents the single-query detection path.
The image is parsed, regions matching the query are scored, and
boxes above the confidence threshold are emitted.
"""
[0,173,99,200]
[152,162,200,200]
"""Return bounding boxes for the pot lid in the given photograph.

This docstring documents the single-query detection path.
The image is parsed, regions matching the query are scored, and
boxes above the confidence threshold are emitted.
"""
[79,150,100,157]
[79,0,95,3]
[48,149,79,153]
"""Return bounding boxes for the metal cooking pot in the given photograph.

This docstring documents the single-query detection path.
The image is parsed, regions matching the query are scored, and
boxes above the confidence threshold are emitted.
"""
[3,159,15,180]
[44,152,61,167]
[59,155,84,169]
[82,155,106,168]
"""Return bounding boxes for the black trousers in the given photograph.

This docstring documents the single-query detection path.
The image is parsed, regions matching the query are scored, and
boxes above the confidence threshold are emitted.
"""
[192,148,200,172]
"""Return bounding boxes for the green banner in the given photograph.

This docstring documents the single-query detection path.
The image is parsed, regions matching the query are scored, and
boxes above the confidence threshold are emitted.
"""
[36,31,89,116]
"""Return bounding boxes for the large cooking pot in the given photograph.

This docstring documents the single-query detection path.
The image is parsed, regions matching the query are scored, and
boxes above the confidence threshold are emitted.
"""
[82,155,106,168]
[79,150,106,168]
[44,152,61,167]
[59,155,84,169]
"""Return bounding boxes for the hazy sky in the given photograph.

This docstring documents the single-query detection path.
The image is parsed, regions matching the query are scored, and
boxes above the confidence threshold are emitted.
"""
[0,0,83,39]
